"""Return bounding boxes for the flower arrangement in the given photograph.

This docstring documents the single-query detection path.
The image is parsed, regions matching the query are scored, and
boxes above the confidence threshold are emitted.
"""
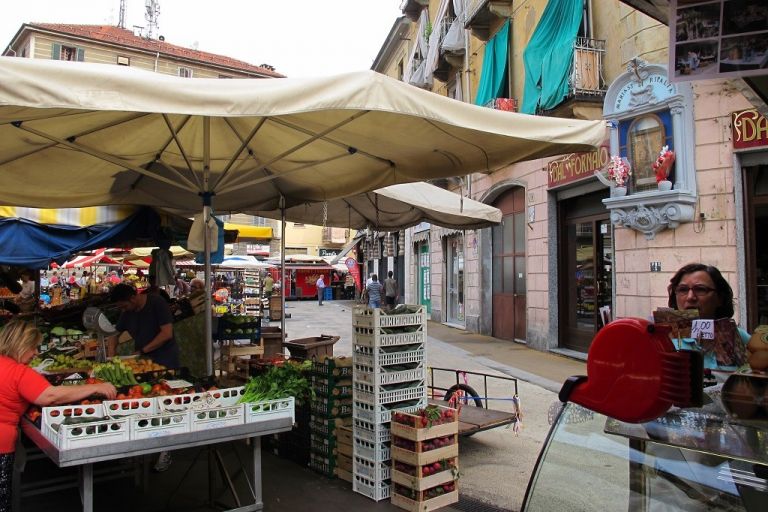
[652,145,675,184]
[606,156,631,187]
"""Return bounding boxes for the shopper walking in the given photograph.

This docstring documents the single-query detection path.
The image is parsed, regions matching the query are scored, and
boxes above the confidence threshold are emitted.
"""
[384,271,398,310]
[316,274,326,306]
[366,274,384,309]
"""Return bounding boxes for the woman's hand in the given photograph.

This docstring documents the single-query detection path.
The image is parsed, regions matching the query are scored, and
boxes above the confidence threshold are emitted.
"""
[92,382,117,400]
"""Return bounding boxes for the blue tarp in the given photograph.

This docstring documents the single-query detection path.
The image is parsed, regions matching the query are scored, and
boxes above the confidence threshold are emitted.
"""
[0,207,173,269]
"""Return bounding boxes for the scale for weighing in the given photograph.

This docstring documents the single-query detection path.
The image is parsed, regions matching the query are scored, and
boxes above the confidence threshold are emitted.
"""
[82,306,118,362]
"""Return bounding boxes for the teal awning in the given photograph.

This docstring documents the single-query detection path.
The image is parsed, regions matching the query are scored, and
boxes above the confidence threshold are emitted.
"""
[521,0,583,114]
[474,20,510,107]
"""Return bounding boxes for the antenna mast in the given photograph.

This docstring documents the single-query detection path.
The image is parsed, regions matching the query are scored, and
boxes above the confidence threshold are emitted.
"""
[118,0,127,29]
[145,0,161,39]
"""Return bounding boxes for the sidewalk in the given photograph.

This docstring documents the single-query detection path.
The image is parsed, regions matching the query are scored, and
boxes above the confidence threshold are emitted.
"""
[426,322,586,394]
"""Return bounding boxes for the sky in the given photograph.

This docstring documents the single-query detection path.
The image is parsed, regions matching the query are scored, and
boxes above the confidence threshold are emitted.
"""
[1,0,404,77]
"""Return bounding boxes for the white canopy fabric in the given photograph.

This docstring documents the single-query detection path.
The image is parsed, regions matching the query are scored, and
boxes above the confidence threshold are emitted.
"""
[175,254,272,269]
[246,181,501,231]
[0,57,605,213]
[0,57,603,375]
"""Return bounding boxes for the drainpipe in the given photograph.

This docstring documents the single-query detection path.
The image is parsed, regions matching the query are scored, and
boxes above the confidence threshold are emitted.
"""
[154,51,160,72]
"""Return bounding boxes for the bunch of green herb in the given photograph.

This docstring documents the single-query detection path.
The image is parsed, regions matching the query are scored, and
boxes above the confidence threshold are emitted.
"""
[238,360,313,405]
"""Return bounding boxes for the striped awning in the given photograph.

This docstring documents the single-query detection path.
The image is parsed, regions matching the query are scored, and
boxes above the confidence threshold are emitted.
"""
[0,205,137,226]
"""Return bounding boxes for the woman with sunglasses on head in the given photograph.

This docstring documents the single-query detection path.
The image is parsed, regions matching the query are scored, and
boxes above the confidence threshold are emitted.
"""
[667,263,750,372]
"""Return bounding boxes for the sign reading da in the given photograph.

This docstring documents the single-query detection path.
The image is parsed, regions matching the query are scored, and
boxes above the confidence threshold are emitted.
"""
[732,109,768,149]
[547,143,610,189]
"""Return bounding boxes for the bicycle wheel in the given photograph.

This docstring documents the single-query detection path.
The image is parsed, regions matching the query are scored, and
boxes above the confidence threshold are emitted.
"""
[443,383,484,408]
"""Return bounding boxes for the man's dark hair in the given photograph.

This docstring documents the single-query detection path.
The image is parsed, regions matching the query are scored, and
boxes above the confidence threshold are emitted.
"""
[388,271,393,278]
[110,283,137,303]
[667,263,734,318]
[371,274,378,281]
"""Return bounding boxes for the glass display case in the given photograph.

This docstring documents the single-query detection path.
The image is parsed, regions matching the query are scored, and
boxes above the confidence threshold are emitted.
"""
[523,403,767,511]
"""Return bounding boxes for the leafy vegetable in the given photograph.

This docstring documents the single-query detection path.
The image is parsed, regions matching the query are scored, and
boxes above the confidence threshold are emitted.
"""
[238,360,313,404]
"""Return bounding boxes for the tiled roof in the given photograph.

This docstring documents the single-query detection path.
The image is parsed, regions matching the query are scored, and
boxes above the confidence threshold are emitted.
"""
[28,23,284,77]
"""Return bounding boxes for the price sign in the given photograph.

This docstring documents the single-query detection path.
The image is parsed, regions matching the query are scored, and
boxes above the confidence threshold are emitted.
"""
[691,319,715,340]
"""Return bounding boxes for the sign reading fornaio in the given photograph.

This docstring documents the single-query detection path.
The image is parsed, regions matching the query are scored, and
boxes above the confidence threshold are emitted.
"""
[547,143,610,189]
[732,109,768,149]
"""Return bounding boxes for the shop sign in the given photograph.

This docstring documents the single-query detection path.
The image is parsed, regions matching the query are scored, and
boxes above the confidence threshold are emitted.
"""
[547,143,610,189]
[319,248,339,257]
[732,108,768,149]
[345,257,361,291]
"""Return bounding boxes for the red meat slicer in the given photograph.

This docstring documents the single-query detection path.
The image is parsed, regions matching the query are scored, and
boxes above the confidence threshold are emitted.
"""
[559,318,703,423]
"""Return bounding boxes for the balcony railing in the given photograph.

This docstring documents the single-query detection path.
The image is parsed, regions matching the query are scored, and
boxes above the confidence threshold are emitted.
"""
[569,37,607,97]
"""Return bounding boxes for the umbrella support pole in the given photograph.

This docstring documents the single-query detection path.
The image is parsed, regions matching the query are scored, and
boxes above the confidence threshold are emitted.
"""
[280,198,286,345]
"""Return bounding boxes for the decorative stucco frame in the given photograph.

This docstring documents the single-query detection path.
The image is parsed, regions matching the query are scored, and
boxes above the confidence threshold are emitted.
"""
[601,60,698,239]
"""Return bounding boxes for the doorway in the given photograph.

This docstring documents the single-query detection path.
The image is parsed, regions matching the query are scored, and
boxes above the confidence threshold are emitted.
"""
[559,192,613,353]
[491,187,526,341]
[418,242,431,313]
[745,164,768,329]
[446,235,464,325]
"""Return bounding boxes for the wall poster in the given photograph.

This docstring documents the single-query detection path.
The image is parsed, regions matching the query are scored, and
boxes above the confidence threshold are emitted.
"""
[671,0,768,82]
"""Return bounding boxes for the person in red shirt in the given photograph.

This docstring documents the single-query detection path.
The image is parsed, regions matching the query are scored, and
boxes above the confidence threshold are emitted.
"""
[0,320,116,509]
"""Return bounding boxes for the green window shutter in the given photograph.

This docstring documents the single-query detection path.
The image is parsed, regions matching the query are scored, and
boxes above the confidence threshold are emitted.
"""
[76,48,85,61]
[51,43,61,60]
[474,20,510,107]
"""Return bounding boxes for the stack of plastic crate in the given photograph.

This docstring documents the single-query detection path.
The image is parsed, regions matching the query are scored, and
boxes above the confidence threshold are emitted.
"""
[309,357,354,477]
[352,305,428,502]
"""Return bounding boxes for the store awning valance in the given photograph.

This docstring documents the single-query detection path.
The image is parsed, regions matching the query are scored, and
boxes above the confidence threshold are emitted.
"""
[475,20,510,107]
[223,223,272,240]
[521,0,583,114]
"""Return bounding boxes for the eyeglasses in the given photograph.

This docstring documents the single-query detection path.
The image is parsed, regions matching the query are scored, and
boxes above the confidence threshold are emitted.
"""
[674,285,715,297]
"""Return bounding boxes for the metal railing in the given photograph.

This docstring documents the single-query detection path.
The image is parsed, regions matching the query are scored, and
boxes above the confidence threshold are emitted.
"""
[569,37,607,97]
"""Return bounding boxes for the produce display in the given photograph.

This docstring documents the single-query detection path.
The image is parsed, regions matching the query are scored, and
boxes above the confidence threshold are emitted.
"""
[393,458,457,478]
[393,405,455,428]
[392,435,456,452]
[238,360,312,404]
[29,354,93,371]
[93,359,140,386]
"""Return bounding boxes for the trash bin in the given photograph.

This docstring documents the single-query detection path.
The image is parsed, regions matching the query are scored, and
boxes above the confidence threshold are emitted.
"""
[323,287,333,301]
[282,335,340,360]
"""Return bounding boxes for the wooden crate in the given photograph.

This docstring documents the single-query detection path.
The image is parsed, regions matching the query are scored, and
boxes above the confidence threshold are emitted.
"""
[390,405,458,441]
[391,436,458,466]
[335,467,353,483]
[220,342,264,380]
[392,458,458,491]
[391,488,459,512]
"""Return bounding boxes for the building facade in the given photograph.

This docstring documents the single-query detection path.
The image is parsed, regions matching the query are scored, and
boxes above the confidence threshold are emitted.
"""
[374,0,767,357]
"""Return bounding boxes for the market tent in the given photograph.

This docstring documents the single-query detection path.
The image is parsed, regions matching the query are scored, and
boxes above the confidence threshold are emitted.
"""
[0,57,604,375]
[176,254,273,269]
[245,181,502,231]
[0,207,185,269]
[0,58,604,213]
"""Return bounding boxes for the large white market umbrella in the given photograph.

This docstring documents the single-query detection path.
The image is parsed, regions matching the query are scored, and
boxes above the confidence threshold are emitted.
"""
[0,57,605,375]
[244,181,502,231]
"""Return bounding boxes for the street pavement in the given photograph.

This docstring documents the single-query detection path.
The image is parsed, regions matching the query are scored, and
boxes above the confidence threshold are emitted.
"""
[275,299,587,511]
